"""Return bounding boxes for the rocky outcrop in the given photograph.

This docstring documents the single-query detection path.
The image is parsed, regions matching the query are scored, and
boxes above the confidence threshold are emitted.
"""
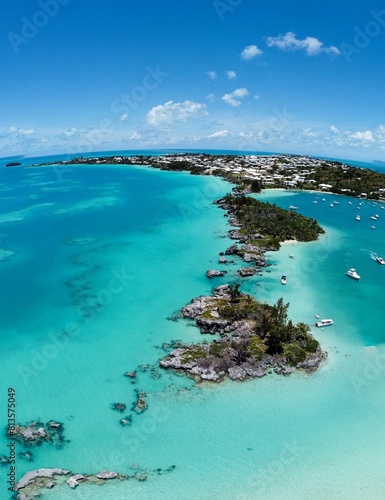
[8,421,64,448]
[160,286,325,383]
[15,464,175,499]
[205,269,227,278]
[228,366,247,380]
[228,229,247,242]
[67,474,85,488]
[237,267,259,277]
[96,470,118,480]
[17,468,70,490]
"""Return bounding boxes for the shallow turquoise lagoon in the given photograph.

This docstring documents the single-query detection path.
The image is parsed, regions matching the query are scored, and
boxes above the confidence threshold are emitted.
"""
[1,161,385,499]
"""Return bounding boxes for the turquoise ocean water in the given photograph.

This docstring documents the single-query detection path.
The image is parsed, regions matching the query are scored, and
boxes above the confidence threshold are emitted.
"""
[0,152,385,499]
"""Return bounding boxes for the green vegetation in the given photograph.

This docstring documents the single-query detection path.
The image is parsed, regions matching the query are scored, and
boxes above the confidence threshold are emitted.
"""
[223,193,324,246]
[181,346,207,363]
[300,162,385,198]
[176,292,319,369]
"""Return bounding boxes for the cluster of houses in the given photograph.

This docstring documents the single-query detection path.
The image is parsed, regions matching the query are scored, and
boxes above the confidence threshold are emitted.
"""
[65,153,384,200]
[135,153,343,190]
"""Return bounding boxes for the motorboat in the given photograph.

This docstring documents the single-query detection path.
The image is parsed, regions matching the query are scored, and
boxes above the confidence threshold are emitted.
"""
[315,319,333,327]
[370,215,378,220]
[370,225,376,229]
[289,254,295,259]
[355,214,361,221]
[281,275,287,285]
[330,203,334,207]
[313,200,318,204]
[348,201,352,205]
[289,205,298,210]
[376,256,385,265]
[346,268,361,280]
[334,201,340,205]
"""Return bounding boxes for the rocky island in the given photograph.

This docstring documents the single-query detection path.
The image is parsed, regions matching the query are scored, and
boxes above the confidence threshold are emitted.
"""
[160,284,324,382]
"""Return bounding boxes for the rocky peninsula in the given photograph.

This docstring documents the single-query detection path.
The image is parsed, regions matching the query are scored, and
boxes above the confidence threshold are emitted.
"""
[160,186,325,382]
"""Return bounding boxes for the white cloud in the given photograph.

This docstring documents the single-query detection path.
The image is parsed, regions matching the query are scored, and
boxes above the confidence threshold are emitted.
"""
[146,100,208,126]
[206,93,215,102]
[3,126,35,136]
[350,130,374,141]
[120,113,128,121]
[226,70,237,80]
[208,130,231,138]
[206,71,217,81]
[330,125,340,134]
[253,94,261,100]
[266,32,341,56]
[18,127,35,135]
[241,45,263,60]
[129,132,141,140]
[222,88,249,107]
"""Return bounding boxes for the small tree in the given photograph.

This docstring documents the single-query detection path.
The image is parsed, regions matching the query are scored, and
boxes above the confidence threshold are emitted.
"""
[228,282,242,303]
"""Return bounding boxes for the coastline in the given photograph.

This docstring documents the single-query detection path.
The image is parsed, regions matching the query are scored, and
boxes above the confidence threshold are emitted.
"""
[6,152,366,500]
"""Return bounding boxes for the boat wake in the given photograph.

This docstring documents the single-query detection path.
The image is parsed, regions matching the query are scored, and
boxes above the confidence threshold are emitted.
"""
[370,251,378,261]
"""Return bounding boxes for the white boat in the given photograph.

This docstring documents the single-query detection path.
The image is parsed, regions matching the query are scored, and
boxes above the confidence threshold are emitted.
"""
[322,198,326,202]
[381,206,385,210]
[313,201,318,204]
[281,275,287,285]
[370,215,378,220]
[289,254,295,259]
[346,268,361,280]
[348,201,352,205]
[330,203,334,208]
[355,214,361,221]
[376,256,385,265]
[370,225,376,229]
[315,318,333,327]
[289,205,298,210]
[334,201,340,205]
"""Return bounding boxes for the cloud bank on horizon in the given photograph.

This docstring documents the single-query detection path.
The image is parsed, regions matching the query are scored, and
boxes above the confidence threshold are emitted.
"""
[1,0,384,161]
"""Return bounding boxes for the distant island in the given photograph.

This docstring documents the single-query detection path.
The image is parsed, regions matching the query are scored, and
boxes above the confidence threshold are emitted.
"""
[32,152,385,200]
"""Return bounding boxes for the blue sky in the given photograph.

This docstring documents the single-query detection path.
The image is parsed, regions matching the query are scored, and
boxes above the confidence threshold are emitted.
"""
[1,0,385,160]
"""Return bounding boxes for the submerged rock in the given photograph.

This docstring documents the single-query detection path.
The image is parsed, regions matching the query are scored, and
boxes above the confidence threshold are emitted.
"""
[111,402,126,412]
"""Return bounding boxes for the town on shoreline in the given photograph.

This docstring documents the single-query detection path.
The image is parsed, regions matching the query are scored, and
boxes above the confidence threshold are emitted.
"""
[28,152,385,201]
